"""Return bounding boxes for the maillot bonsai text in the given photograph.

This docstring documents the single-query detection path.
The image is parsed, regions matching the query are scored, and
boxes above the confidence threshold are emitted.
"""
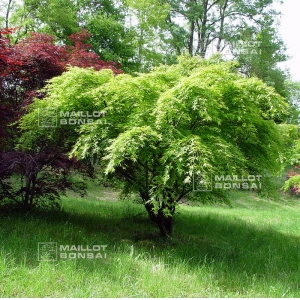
[60,111,106,125]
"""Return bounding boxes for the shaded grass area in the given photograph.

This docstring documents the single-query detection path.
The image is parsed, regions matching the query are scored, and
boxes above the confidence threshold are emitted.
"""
[0,185,300,297]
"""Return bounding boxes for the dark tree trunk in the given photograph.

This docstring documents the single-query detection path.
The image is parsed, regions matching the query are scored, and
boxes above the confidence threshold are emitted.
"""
[189,21,195,56]
[23,172,37,211]
[144,201,174,238]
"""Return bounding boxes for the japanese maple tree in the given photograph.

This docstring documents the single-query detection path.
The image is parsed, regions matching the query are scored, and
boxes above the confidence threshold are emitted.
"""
[19,56,289,235]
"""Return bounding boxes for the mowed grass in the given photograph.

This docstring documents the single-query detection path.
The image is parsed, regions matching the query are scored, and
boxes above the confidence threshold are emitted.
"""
[1,182,300,297]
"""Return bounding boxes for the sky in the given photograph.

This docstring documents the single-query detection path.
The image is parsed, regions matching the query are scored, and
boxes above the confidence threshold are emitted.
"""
[274,0,300,81]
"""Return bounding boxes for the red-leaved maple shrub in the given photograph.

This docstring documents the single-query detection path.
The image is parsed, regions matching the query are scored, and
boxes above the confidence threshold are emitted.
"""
[0,149,88,210]
[0,28,122,210]
[286,167,300,196]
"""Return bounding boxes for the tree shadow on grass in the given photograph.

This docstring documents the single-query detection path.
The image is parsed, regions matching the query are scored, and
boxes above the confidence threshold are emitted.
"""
[168,210,300,296]
[1,201,300,296]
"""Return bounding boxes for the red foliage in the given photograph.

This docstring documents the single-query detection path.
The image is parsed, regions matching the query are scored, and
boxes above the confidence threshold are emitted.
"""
[66,29,122,73]
[0,28,120,208]
[290,186,300,196]
[0,28,123,148]
[0,28,23,75]
[286,170,298,180]
[286,167,300,197]
[0,149,88,210]
[15,32,67,77]
[68,28,91,48]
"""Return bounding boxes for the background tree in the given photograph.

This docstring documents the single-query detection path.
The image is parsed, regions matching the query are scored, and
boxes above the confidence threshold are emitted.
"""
[232,14,288,97]
[123,0,289,82]
[0,0,16,28]
[1,0,289,76]
[19,56,289,236]
[3,0,138,72]
[156,0,282,57]
[124,0,178,71]
[85,12,138,72]
[284,80,300,125]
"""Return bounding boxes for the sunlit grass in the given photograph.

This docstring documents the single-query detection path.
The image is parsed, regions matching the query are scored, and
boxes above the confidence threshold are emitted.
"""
[1,183,300,297]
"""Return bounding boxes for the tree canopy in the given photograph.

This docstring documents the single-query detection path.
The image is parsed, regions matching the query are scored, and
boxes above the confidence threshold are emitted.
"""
[19,56,289,236]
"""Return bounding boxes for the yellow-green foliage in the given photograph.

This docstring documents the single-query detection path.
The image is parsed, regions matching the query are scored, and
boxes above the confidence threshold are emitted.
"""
[19,55,290,216]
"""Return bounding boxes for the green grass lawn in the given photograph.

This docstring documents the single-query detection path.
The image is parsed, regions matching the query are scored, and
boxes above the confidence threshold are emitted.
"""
[1,183,300,297]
